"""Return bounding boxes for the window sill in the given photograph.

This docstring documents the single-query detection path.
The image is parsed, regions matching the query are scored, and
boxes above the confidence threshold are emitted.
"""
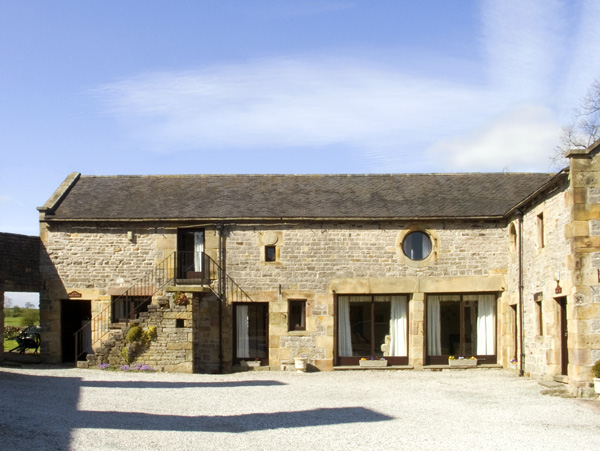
[287,330,309,336]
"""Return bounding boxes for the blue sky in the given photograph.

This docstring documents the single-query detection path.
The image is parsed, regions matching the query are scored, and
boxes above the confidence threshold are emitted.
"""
[2,0,600,241]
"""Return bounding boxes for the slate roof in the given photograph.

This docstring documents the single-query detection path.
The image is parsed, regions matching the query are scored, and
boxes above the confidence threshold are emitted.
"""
[40,172,562,221]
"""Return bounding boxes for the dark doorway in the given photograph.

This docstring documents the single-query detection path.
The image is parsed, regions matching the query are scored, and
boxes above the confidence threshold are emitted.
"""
[61,299,91,363]
[556,297,568,376]
[177,229,206,282]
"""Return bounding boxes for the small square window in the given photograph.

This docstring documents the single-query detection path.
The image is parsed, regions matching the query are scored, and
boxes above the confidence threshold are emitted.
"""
[288,300,306,331]
[176,319,185,328]
[265,245,276,262]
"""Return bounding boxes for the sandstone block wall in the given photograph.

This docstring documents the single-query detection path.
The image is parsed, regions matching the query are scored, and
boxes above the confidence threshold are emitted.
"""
[517,185,571,379]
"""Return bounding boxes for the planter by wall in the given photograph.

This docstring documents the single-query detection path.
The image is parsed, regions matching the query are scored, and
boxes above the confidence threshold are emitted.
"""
[241,360,260,368]
[295,357,307,372]
[359,359,388,368]
[449,358,477,368]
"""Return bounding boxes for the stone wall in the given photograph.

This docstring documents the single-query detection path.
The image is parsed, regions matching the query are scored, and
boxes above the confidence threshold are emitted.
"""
[0,232,41,292]
[517,183,571,379]
[226,221,508,293]
[92,294,201,373]
[568,146,600,388]
[223,221,508,370]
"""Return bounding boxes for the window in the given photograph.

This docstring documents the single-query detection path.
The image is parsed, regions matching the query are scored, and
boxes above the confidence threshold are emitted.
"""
[537,213,545,249]
[534,292,543,335]
[508,222,517,255]
[265,245,276,262]
[111,296,151,323]
[288,300,306,331]
[426,293,496,364]
[403,231,432,261]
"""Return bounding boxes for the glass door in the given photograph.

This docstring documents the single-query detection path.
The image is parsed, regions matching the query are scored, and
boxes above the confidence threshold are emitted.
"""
[337,295,408,365]
[426,294,497,365]
[234,303,269,365]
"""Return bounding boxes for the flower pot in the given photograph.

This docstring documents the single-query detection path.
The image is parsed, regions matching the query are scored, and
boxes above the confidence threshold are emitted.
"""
[359,359,388,368]
[295,357,307,372]
[449,358,477,368]
[594,378,600,394]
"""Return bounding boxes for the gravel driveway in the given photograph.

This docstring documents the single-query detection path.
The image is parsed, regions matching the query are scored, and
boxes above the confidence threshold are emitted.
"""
[0,365,599,450]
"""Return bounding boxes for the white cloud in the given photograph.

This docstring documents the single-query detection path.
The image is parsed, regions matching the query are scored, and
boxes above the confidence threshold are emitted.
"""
[98,57,504,163]
[94,1,594,174]
[429,105,560,172]
[0,195,11,202]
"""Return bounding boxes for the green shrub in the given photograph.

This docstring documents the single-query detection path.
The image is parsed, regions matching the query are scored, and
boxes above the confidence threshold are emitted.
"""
[592,360,600,378]
[19,309,39,327]
[126,326,144,343]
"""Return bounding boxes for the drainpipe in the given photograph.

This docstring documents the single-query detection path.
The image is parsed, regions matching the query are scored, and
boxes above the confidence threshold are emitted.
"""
[517,210,525,377]
[216,222,224,374]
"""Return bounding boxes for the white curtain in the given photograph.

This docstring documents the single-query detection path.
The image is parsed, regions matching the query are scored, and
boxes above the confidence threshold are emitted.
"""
[420,233,432,259]
[194,231,204,271]
[338,296,352,356]
[236,305,249,358]
[388,296,408,357]
[427,295,441,355]
[476,294,496,355]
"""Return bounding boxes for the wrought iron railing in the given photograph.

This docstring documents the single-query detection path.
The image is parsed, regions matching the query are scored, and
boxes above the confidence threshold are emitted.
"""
[74,251,177,362]
[73,251,255,362]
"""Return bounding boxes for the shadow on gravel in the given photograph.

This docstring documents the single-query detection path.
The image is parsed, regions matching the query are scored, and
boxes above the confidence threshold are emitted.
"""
[78,407,392,432]
[0,370,392,449]
[84,379,286,389]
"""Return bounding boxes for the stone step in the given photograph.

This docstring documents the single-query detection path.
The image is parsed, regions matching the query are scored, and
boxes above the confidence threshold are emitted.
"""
[539,380,574,398]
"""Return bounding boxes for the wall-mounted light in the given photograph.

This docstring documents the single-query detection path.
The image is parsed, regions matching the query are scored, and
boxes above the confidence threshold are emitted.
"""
[127,230,134,241]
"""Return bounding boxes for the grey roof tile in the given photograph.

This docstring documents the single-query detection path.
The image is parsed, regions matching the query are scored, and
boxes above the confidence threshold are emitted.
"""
[44,173,559,221]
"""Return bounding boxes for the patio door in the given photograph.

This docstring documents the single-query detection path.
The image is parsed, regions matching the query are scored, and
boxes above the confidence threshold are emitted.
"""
[426,294,497,365]
[234,303,269,364]
[337,295,408,365]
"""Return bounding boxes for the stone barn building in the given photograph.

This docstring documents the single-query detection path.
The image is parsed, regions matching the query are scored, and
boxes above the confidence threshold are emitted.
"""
[35,142,600,396]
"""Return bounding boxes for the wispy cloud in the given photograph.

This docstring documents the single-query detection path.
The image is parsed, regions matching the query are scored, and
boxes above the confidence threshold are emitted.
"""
[98,57,506,168]
[96,0,597,173]
[0,195,12,202]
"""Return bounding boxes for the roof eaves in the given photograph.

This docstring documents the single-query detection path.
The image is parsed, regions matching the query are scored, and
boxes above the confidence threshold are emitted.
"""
[504,168,569,218]
[37,172,81,217]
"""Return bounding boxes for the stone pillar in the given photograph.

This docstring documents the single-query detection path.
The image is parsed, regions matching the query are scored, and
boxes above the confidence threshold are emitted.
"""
[410,292,425,369]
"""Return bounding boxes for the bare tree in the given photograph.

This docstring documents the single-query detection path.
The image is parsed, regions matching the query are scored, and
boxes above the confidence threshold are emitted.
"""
[4,296,14,309]
[555,79,600,165]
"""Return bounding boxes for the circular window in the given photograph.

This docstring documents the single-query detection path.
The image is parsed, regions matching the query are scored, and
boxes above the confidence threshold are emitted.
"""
[402,231,432,261]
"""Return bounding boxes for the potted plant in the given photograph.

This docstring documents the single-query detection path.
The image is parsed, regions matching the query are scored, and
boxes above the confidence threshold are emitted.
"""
[593,360,600,394]
[295,355,308,372]
[448,356,477,368]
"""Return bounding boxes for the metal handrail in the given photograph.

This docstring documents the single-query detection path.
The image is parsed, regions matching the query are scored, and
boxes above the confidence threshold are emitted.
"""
[73,250,255,363]
[74,251,177,362]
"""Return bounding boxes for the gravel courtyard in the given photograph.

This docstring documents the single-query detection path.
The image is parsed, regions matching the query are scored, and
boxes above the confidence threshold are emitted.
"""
[0,366,599,450]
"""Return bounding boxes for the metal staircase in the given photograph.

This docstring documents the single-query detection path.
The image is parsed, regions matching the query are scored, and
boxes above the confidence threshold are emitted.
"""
[73,251,254,362]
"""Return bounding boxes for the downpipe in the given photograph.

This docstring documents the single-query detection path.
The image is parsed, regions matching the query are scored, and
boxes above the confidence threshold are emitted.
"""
[517,211,525,377]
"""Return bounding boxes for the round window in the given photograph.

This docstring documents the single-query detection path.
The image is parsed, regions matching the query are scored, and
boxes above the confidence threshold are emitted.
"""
[402,231,432,261]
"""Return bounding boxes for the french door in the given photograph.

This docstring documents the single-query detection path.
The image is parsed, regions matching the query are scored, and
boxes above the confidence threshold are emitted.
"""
[426,294,497,365]
[337,295,408,366]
